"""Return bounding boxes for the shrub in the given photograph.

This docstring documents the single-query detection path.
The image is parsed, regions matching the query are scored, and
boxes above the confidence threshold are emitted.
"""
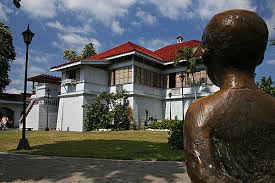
[168,120,184,149]
[147,119,177,129]
[113,104,130,130]
[83,90,130,131]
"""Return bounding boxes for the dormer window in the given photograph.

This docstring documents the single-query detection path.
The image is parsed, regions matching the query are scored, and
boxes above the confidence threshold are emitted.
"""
[176,35,184,43]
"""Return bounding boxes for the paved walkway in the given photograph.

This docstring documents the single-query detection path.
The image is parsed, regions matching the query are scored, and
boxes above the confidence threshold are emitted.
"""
[0,153,190,183]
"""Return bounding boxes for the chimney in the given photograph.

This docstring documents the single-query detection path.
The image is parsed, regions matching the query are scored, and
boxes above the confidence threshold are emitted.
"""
[176,34,183,43]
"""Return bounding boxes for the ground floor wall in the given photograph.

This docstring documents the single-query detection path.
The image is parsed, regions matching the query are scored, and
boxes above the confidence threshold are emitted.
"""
[132,95,163,128]
[26,99,59,130]
[56,95,85,132]
[164,98,194,120]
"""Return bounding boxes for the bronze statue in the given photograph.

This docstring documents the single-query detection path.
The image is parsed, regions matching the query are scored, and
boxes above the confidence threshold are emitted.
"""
[184,9,275,183]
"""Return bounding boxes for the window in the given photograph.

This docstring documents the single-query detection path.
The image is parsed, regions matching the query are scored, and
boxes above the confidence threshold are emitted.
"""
[66,69,80,81]
[110,66,133,86]
[169,73,176,88]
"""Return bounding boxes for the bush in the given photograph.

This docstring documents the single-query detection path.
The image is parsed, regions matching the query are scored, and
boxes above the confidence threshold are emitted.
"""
[168,120,184,149]
[83,90,130,131]
[147,119,177,129]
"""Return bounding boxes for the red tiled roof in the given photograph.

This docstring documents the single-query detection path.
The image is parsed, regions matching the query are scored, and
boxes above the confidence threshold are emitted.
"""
[27,74,61,84]
[84,41,163,61]
[51,40,202,69]
[154,40,202,62]
[51,59,80,69]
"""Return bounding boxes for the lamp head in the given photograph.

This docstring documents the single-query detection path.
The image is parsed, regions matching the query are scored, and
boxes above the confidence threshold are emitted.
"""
[22,24,35,45]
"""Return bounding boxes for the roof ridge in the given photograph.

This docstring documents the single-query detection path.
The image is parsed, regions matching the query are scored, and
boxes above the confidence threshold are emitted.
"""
[154,40,200,52]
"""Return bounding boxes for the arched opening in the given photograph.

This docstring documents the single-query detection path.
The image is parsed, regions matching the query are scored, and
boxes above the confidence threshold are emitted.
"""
[0,107,15,128]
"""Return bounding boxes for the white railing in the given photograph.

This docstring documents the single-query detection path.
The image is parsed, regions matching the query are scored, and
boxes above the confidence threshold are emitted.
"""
[62,79,77,85]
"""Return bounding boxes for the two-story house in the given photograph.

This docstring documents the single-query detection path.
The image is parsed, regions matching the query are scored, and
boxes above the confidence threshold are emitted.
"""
[45,37,219,131]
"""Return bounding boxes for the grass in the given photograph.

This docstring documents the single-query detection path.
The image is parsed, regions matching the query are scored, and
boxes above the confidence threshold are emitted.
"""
[0,130,183,161]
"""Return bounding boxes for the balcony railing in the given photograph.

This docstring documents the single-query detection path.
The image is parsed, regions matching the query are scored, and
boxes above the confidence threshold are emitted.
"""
[62,79,77,85]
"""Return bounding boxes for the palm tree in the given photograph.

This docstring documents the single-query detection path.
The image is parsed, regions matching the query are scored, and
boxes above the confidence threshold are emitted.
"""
[257,76,275,97]
[175,47,201,100]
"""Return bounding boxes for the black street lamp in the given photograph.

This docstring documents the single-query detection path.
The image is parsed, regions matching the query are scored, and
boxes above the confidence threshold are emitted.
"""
[168,92,172,120]
[45,88,50,131]
[179,73,185,121]
[17,24,34,150]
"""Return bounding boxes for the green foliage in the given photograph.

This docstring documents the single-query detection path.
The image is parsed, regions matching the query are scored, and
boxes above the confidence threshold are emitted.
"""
[81,43,97,58]
[148,119,178,129]
[63,49,79,60]
[0,22,16,94]
[13,0,21,8]
[168,120,184,149]
[175,47,201,87]
[63,43,97,61]
[257,76,275,97]
[147,119,184,149]
[83,90,130,131]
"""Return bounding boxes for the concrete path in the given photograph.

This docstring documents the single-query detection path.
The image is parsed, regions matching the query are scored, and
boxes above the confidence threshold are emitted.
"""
[0,153,191,183]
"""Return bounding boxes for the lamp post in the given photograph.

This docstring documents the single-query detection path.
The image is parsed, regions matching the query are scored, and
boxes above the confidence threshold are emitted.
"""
[17,24,34,150]
[45,88,50,131]
[179,73,185,121]
[168,92,172,120]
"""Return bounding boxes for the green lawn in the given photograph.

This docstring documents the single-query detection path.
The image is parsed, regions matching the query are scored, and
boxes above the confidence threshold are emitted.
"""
[0,130,183,161]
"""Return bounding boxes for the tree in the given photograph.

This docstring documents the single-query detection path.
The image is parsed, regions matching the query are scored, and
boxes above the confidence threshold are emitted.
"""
[13,0,21,8]
[81,43,97,58]
[0,22,16,94]
[175,46,201,100]
[83,90,130,131]
[63,49,78,61]
[257,76,275,97]
[63,43,97,61]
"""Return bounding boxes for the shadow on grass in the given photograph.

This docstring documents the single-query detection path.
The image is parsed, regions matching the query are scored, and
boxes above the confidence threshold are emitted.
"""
[1,139,187,182]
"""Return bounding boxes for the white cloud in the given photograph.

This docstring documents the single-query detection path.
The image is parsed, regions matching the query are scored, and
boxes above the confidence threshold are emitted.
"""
[149,0,193,20]
[21,0,57,18]
[55,33,101,53]
[111,20,124,34]
[60,0,137,34]
[196,0,256,19]
[149,0,255,20]
[46,21,94,34]
[138,38,171,51]
[136,9,157,25]
[28,65,48,76]
[266,59,275,65]
[265,1,275,37]
[0,2,12,21]
[5,87,23,94]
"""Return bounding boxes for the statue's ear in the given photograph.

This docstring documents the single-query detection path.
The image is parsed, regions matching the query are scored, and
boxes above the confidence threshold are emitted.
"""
[257,56,264,66]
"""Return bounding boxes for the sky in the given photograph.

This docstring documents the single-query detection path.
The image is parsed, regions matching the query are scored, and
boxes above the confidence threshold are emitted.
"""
[0,0,275,93]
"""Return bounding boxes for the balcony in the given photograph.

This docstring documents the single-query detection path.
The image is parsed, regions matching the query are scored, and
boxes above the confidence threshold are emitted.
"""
[61,79,77,85]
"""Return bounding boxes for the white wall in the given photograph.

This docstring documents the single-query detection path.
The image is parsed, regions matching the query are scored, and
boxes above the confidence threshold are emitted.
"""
[83,66,108,85]
[164,98,194,120]
[38,102,59,130]
[56,95,84,132]
[132,95,163,128]
[26,102,39,130]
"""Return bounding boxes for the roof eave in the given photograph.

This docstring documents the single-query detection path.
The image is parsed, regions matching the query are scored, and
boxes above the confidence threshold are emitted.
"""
[50,60,111,72]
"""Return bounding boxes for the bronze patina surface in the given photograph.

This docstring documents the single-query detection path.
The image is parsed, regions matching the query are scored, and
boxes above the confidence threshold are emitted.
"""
[184,9,275,183]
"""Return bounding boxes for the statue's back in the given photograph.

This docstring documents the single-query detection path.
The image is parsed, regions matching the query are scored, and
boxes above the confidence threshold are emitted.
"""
[209,89,275,182]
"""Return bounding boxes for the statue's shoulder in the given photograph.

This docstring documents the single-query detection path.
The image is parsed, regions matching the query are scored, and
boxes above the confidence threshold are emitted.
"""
[185,90,229,128]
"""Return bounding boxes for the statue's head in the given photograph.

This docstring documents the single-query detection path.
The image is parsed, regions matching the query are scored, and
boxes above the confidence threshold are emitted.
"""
[202,9,268,86]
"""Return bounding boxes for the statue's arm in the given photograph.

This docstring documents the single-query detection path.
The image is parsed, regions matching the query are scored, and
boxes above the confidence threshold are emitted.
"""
[184,104,242,183]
